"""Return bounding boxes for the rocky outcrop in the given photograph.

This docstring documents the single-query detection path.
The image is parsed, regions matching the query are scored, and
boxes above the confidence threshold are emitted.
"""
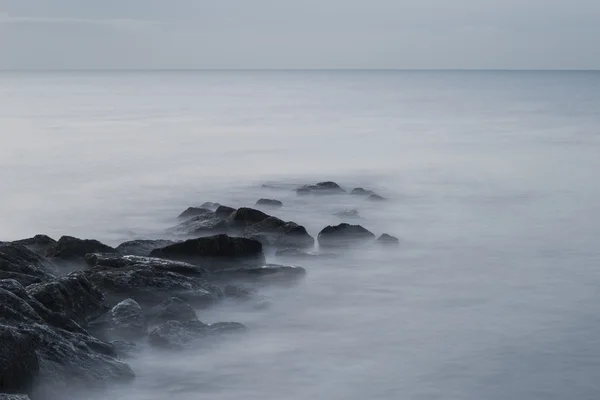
[26,271,108,325]
[149,234,265,270]
[0,280,134,395]
[317,223,376,247]
[255,199,283,208]
[148,320,246,350]
[215,205,236,218]
[45,236,116,260]
[377,234,399,244]
[11,235,56,257]
[177,207,212,219]
[116,239,176,256]
[90,299,147,341]
[0,243,56,286]
[334,209,360,219]
[147,297,197,324]
[86,253,208,278]
[296,181,346,195]
[244,217,314,249]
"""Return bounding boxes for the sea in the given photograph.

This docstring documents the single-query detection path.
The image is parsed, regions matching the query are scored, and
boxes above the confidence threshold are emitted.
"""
[1,70,600,399]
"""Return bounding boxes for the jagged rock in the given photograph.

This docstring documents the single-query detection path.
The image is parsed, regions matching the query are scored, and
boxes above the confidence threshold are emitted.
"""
[215,205,236,218]
[147,297,197,323]
[367,194,386,201]
[227,207,270,228]
[334,209,360,219]
[83,264,221,307]
[255,199,283,208]
[171,213,229,235]
[149,234,265,270]
[211,264,307,285]
[296,181,346,195]
[26,271,108,325]
[11,235,56,257]
[317,223,376,247]
[350,187,374,196]
[45,236,116,260]
[377,234,400,244]
[0,243,56,286]
[177,207,212,219]
[148,320,246,349]
[86,253,207,278]
[0,394,31,400]
[90,299,147,341]
[116,239,176,256]
[0,281,134,395]
[244,217,314,249]
[200,202,221,210]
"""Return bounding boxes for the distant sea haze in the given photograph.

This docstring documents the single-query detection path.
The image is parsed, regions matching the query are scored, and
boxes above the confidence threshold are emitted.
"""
[1,70,600,399]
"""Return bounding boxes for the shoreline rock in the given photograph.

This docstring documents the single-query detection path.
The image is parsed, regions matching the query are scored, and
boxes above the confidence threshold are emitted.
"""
[317,223,376,247]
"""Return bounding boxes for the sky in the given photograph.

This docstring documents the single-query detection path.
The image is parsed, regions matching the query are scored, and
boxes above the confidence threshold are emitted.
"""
[0,0,599,70]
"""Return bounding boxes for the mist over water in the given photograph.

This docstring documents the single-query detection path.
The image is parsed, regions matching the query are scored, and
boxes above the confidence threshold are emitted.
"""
[2,70,600,399]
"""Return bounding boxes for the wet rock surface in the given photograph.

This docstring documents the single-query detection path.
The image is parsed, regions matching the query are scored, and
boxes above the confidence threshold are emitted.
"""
[0,243,56,286]
[90,299,147,341]
[171,213,229,235]
[116,240,177,256]
[86,253,208,278]
[244,217,314,249]
[318,223,376,247]
[45,236,116,260]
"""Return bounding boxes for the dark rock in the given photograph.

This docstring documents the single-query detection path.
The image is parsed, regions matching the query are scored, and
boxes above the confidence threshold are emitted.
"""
[149,234,265,270]
[227,207,270,227]
[84,264,221,307]
[200,202,221,210]
[177,207,212,219]
[26,271,108,325]
[45,236,116,260]
[0,243,56,286]
[296,187,310,196]
[244,217,314,249]
[90,299,147,341]
[350,187,374,196]
[11,235,56,257]
[0,394,31,400]
[377,234,400,244]
[215,205,236,218]
[0,281,134,394]
[148,320,246,349]
[255,199,283,208]
[86,253,208,278]
[297,181,346,195]
[317,223,376,247]
[147,297,197,323]
[334,209,360,219]
[116,239,176,256]
[367,194,386,201]
[211,264,307,285]
[171,213,229,235]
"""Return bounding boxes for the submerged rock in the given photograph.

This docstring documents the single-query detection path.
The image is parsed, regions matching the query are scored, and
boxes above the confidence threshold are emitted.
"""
[147,297,197,323]
[244,217,314,249]
[0,243,56,286]
[177,207,213,219]
[255,198,283,208]
[367,193,386,201]
[11,235,56,257]
[26,271,108,325]
[149,234,265,270]
[211,264,307,285]
[275,248,337,260]
[45,236,116,260]
[297,181,346,195]
[115,239,177,257]
[334,209,360,219]
[317,223,376,247]
[350,187,374,196]
[148,320,246,349]
[90,299,147,341]
[377,233,400,244]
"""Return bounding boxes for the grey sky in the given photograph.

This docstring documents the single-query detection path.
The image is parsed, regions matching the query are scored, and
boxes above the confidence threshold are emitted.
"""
[1,0,599,69]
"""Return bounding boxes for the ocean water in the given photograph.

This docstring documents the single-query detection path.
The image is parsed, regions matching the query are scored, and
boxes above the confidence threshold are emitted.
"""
[1,70,600,399]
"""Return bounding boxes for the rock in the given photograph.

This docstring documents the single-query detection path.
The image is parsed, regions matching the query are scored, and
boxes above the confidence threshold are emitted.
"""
[227,207,270,227]
[84,264,221,307]
[45,236,116,260]
[317,223,376,247]
[171,213,229,235]
[26,271,108,325]
[90,299,147,341]
[11,235,56,257]
[297,181,346,195]
[148,320,246,349]
[223,285,256,300]
[334,209,360,219]
[177,207,212,219]
[200,202,221,210]
[0,243,56,286]
[255,199,283,208]
[0,281,134,394]
[211,264,307,285]
[215,205,236,218]
[275,248,338,260]
[296,187,310,195]
[377,234,400,244]
[147,297,197,323]
[244,217,314,249]
[149,234,265,270]
[86,253,208,278]
[350,187,374,196]
[0,394,31,400]
[110,340,138,358]
[367,193,386,201]
[116,239,176,256]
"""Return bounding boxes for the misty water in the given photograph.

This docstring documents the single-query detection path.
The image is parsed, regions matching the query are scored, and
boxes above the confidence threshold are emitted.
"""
[2,70,600,399]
